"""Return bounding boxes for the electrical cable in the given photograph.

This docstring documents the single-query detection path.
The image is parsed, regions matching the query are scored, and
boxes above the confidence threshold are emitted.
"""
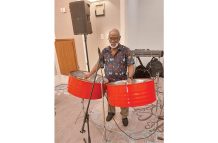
[104,95,162,141]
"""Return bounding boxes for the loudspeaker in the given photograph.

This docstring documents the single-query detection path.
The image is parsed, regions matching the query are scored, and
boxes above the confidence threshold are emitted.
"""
[69,1,92,35]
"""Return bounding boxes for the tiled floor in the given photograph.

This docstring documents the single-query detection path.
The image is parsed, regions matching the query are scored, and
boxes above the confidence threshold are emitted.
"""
[55,75,164,143]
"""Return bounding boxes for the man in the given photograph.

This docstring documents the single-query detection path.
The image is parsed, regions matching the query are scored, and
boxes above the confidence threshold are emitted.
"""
[84,28,135,126]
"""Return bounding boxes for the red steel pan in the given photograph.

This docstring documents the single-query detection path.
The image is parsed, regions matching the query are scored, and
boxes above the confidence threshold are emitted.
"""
[68,71,106,100]
[107,79,156,107]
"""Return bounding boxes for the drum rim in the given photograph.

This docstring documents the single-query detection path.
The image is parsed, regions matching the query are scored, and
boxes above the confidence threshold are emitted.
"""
[69,70,104,84]
[107,78,153,86]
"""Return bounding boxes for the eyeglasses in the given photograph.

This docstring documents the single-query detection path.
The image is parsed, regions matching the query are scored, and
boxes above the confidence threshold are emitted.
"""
[108,37,120,41]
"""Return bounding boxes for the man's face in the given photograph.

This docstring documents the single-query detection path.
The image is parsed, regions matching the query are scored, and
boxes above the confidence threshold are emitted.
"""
[108,32,120,48]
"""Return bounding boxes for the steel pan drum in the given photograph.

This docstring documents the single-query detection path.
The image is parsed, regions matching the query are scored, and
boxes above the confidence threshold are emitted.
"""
[68,71,105,100]
[107,79,156,107]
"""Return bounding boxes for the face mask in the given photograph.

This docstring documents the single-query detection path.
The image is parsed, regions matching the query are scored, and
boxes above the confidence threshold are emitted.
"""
[110,43,118,49]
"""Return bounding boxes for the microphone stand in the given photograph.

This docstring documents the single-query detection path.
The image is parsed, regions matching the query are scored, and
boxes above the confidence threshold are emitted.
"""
[99,56,107,142]
[80,48,102,143]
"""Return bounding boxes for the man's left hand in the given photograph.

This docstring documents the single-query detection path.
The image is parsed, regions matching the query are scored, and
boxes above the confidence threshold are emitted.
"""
[127,77,133,83]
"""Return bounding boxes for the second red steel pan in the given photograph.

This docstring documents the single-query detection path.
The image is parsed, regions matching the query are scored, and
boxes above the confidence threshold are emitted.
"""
[107,79,156,107]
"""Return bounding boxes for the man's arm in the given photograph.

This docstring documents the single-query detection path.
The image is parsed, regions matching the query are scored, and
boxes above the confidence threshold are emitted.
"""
[84,62,100,78]
[127,64,135,79]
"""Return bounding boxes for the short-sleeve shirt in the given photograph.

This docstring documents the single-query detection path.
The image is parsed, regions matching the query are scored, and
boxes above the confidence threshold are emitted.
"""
[99,44,135,82]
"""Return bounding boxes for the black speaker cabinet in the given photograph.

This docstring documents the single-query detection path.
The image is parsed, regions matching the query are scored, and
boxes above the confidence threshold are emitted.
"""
[69,1,93,35]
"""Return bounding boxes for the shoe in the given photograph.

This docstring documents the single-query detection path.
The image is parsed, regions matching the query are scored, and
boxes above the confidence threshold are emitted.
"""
[122,118,128,126]
[106,112,115,121]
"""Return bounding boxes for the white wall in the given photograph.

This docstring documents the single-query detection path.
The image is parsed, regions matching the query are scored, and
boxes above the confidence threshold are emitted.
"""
[125,0,163,50]
[122,0,164,64]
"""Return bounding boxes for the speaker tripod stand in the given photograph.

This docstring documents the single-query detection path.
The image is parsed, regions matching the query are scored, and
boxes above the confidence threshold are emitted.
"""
[83,34,90,72]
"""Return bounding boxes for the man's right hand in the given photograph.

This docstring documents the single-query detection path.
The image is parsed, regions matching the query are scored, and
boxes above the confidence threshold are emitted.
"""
[84,72,92,79]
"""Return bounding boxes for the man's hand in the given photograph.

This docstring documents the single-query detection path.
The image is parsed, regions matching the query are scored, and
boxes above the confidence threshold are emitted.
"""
[84,72,92,79]
[127,77,133,83]
[103,78,109,84]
